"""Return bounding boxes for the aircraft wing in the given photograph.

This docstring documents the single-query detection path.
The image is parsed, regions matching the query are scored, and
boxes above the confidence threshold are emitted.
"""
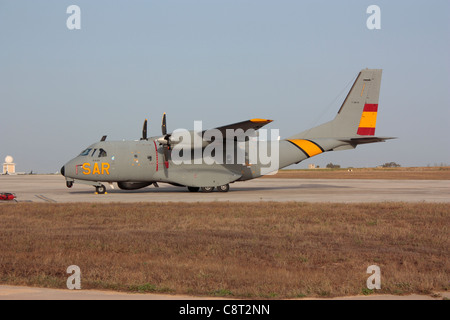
[206,118,273,139]
[158,118,274,146]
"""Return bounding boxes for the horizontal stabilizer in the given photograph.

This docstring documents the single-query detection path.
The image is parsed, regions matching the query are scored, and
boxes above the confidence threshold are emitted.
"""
[338,136,396,145]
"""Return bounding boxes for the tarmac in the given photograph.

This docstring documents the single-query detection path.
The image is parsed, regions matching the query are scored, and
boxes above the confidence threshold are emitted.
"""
[0,174,449,203]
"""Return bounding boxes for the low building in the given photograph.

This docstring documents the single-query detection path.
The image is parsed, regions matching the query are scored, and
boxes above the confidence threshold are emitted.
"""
[3,156,16,174]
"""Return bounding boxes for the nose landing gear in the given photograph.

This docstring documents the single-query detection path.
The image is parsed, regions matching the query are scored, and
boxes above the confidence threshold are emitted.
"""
[95,184,107,195]
[64,178,108,195]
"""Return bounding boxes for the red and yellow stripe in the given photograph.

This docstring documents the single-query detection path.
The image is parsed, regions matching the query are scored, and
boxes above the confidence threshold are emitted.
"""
[287,139,324,158]
[357,104,378,136]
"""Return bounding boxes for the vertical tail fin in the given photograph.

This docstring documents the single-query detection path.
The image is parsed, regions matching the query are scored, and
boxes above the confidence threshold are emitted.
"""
[289,69,382,140]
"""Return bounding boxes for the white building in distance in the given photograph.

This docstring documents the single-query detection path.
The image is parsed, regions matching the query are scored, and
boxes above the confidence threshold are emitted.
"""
[3,155,16,174]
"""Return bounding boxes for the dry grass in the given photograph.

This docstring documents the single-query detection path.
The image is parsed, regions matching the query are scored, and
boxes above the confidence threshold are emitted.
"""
[264,167,450,180]
[0,202,449,299]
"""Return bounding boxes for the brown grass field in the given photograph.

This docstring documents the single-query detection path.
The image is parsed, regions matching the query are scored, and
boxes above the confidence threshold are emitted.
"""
[264,166,450,180]
[0,202,448,299]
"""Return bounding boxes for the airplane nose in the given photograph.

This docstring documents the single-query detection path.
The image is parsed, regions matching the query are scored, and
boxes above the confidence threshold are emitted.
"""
[60,166,65,176]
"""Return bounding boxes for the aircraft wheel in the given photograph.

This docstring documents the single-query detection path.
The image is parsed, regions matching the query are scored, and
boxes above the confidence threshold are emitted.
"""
[216,184,230,192]
[66,181,73,188]
[96,184,107,195]
[187,187,200,192]
[200,186,214,193]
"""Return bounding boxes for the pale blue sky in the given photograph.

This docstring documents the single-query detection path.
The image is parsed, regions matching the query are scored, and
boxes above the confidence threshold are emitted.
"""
[1,0,449,173]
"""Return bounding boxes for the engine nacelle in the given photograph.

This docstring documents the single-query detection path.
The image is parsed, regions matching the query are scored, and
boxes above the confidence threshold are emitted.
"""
[117,182,153,190]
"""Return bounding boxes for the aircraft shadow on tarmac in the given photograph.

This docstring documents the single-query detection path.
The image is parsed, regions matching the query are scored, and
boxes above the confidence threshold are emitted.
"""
[68,183,351,195]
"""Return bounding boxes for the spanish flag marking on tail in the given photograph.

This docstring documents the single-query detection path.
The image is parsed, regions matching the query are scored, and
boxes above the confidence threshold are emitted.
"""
[357,104,378,136]
[287,139,324,158]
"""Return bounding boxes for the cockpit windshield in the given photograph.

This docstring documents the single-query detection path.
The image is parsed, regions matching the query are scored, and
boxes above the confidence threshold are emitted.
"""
[99,148,107,157]
[79,147,107,157]
[79,148,92,156]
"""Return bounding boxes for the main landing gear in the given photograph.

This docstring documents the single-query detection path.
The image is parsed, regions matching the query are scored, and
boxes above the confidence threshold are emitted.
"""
[187,184,230,193]
[216,184,230,192]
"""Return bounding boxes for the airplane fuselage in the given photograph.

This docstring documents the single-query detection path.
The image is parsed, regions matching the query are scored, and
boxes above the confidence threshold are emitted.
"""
[62,138,273,189]
[61,69,392,193]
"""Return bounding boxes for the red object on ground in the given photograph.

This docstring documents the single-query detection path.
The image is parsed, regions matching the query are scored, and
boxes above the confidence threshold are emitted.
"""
[0,193,16,201]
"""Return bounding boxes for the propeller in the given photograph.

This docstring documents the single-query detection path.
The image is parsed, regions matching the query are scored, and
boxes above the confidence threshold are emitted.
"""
[141,119,148,140]
[140,113,171,169]
[161,113,170,169]
[161,113,167,136]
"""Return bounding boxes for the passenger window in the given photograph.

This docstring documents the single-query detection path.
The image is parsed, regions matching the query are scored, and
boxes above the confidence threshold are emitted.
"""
[99,149,107,157]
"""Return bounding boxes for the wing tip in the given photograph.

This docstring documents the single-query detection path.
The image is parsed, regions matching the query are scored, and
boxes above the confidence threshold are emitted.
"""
[250,118,273,124]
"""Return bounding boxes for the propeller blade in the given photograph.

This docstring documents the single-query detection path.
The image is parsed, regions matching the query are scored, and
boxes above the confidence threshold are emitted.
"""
[141,119,148,140]
[163,145,170,169]
[161,113,167,136]
[160,113,170,168]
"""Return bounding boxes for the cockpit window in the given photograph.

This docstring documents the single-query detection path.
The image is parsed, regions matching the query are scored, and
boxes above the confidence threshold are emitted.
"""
[79,148,92,156]
[98,149,107,157]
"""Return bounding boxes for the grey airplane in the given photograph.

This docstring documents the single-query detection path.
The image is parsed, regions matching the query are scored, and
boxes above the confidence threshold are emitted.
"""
[61,68,393,194]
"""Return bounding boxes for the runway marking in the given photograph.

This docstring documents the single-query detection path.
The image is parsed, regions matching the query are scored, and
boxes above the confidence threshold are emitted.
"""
[35,195,57,203]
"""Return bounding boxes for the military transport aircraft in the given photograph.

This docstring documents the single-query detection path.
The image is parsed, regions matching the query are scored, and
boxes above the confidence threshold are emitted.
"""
[61,69,393,194]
